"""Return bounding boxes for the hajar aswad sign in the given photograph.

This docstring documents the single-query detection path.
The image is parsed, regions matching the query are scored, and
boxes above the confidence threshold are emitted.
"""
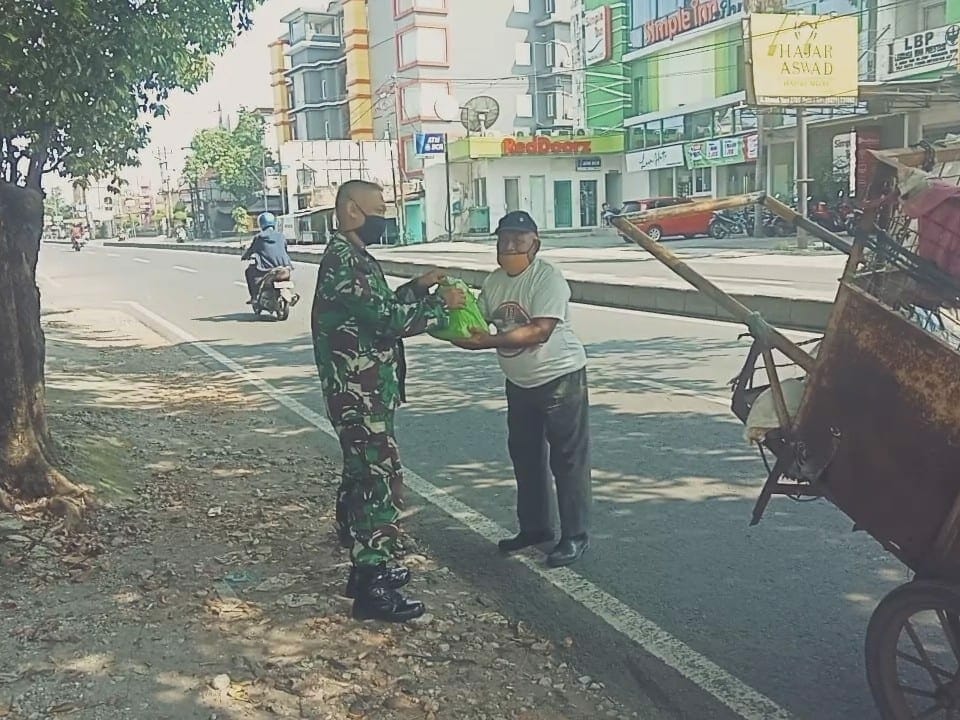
[501,136,593,155]
[747,13,859,106]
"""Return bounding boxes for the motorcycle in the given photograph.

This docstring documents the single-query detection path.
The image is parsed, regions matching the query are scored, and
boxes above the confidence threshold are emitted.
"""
[708,208,755,239]
[844,207,864,236]
[807,197,844,233]
[71,238,83,251]
[250,265,299,321]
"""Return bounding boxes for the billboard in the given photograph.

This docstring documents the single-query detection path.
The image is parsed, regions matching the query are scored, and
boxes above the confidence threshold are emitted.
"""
[878,24,960,81]
[746,13,859,107]
[584,6,612,66]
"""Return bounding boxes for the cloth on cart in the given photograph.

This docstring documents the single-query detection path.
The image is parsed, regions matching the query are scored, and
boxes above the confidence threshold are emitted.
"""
[744,377,806,444]
[899,174,960,282]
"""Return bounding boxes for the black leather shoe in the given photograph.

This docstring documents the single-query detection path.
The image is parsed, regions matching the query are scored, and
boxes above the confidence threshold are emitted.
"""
[351,567,425,623]
[344,564,411,599]
[498,529,554,554]
[547,534,589,568]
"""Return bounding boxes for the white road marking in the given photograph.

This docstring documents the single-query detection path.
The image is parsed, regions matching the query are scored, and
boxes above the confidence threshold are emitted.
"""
[233,281,247,288]
[106,252,120,258]
[121,299,796,720]
[173,265,198,274]
[133,258,150,264]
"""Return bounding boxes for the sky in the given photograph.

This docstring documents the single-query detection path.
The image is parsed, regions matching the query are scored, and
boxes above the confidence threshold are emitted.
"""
[51,0,324,196]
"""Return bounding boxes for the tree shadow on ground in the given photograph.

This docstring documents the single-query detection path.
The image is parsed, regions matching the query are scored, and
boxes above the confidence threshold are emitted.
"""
[2,314,903,720]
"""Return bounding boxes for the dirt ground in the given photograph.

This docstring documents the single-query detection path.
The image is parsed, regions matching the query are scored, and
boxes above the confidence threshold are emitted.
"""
[0,308,635,720]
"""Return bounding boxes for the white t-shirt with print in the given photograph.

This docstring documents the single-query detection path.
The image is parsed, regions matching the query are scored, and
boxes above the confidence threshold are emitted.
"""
[479,258,587,389]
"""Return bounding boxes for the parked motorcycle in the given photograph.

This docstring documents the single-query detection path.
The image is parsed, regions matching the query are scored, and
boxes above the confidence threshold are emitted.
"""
[845,207,864,236]
[708,208,751,239]
[251,265,299,321]
[807,197,844,233]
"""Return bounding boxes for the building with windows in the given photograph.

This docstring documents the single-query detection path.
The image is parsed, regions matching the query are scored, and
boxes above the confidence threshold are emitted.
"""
[871,0,960,144]
[365,0,617,238]
[616,0,942,205]
[621,0,757,200]
[275,3,373,142]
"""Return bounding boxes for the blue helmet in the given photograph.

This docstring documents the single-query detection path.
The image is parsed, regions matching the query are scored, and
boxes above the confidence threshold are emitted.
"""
[257,212,277,230]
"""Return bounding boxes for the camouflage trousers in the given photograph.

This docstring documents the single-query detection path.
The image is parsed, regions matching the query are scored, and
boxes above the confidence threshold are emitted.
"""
[331,411,405,567]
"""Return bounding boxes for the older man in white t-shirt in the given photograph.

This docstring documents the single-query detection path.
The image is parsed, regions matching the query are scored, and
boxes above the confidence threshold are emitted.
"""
[455,211,591,567]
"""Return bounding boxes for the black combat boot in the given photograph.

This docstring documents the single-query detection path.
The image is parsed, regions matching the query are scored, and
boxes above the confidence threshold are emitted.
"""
[344,563,411,599]
[351,566,425,623]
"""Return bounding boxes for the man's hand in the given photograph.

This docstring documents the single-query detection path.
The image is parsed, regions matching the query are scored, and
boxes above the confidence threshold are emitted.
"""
[415,268,447,289]
[437,284,466,310]
[452,327,495,350]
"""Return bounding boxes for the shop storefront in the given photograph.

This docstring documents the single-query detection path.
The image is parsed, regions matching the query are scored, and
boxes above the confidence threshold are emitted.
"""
[425,133,626,236]
[623,131,757,200]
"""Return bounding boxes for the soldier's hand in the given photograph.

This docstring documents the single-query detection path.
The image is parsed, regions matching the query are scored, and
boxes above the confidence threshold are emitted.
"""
[416,268,446,289]
[438,285,466,310]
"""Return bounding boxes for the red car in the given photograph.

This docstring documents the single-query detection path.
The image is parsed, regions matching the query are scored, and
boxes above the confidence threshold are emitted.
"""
[618,197,713,242]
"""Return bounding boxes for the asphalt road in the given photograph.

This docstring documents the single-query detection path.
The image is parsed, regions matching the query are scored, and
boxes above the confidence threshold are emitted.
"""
[38,242,901,720]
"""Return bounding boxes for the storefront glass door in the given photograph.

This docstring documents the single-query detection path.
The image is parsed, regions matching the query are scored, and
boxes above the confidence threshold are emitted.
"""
[579,179,598,227]
[554,180,573,228]
[504,177,521,213]
[530,175,547,227]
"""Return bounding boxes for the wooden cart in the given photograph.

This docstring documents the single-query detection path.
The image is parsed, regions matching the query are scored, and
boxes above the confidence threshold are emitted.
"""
[613,143,960,720]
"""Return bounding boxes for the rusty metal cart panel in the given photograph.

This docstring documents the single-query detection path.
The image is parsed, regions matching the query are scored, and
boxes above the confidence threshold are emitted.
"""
[791,281,960,579]
[611,143,960,720]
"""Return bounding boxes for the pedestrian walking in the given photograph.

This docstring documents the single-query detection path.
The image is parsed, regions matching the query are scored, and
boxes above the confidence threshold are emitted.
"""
[311,180,466,622]
[454,210,592,567]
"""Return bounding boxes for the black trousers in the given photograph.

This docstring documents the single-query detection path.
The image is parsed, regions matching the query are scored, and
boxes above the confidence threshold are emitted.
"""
[245,265,266,297]
[506,367,591,539]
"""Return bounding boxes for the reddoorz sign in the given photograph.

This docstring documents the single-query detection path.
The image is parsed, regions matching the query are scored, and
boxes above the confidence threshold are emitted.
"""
[501,137,593,155]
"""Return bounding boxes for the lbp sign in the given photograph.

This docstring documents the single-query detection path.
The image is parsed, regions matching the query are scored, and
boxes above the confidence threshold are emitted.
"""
[415,132,447,157]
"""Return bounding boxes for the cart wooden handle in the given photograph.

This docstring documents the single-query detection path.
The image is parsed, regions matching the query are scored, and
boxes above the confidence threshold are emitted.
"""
[611,214,817,372]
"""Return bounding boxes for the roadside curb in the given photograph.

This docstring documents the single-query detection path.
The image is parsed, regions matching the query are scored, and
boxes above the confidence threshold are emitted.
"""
[103,241,831,332]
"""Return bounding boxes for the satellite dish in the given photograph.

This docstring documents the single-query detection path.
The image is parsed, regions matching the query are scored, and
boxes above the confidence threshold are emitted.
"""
[434,94,460,122]
[460,96,500,135]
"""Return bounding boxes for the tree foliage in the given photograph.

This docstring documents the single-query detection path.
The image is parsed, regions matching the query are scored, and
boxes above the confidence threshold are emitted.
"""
[0,0,261,509]
[43,188,72,219]
[0,0,261,191]
[184,109,272,205]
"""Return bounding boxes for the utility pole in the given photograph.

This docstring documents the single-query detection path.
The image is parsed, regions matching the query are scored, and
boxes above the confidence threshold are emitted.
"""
[796,108,809,249]
[156,146,175,237]
[262,151,269,215]
[753,112,765,237]
[386,121,405,245]
[390,75,407,243]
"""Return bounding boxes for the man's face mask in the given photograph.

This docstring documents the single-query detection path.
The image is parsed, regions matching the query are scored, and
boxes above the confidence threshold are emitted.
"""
[356,209,388,245]
[497,232,538,276]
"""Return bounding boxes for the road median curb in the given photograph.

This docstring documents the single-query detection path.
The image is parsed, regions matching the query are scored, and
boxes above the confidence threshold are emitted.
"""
[104,241,831,332]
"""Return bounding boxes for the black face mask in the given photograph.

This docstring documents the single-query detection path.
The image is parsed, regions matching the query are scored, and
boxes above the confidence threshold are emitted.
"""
[357,212,388,245]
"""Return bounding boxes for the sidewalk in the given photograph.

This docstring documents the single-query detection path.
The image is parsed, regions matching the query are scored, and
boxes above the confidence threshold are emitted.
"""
[0,307,635,720]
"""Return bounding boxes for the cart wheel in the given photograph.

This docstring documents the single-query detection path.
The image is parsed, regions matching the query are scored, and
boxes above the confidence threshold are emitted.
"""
[866,581,960,719]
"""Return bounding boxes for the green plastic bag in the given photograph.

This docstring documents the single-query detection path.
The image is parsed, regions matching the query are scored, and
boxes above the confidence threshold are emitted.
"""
[428,278,488,341]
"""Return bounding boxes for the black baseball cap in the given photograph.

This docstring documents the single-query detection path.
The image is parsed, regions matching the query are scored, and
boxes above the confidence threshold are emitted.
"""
[495,210,538,235]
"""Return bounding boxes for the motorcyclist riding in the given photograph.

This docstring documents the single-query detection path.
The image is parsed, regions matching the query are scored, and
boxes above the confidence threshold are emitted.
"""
[241,212,294,304]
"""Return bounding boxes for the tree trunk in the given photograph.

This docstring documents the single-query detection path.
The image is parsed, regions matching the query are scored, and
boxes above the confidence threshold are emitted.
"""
[0,182,83,508]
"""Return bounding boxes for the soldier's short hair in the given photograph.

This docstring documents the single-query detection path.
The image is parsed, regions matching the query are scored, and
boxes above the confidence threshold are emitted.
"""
[335,180,383,211]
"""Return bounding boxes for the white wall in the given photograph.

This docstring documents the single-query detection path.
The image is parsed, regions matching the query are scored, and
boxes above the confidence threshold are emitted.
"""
[424,153,623,234]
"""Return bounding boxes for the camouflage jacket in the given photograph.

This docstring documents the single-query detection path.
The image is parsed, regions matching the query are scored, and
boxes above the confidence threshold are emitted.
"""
[311,234,449,422]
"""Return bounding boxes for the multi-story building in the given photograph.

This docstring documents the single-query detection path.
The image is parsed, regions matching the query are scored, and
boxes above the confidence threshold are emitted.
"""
[271,2,373,144]
[620,0,760,200]
[872,0,960,143]
[616,0,929,204]
[363,0,625,238]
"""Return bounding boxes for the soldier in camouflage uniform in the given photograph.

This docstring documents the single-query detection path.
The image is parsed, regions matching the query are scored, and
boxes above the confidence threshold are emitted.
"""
[311,180,465,623]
